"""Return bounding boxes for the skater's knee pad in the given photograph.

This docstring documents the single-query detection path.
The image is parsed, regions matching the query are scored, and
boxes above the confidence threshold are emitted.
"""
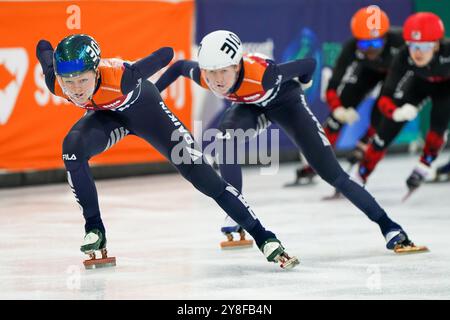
[62,130,87,171]
[183,163,227,198]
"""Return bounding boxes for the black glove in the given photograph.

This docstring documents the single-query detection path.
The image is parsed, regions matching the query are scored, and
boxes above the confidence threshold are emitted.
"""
[36,39,54,71]
[36,39,53,54]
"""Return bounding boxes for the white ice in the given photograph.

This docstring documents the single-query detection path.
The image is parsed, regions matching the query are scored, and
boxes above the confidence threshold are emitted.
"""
[1,152,449,299]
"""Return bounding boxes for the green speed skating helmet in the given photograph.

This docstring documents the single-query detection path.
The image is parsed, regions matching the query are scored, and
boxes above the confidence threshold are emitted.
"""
[54,34,101,77]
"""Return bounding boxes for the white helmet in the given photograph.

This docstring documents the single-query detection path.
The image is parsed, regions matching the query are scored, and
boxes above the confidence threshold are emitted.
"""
[198,30,243,70]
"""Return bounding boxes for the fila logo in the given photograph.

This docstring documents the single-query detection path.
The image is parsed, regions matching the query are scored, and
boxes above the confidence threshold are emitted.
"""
[0,48,28,125]
[63,154,77,161]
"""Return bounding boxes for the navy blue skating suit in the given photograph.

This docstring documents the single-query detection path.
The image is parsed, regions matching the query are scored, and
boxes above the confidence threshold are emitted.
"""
[36,40,278,248]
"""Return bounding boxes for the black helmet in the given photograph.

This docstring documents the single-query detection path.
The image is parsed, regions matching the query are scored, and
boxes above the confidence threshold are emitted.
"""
[54,34,101,77]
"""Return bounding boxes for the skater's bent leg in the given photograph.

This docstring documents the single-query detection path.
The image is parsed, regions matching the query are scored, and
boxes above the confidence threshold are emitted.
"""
[268,91,399,233]
[63,111,127,237]
[125,85,275,247]
[358,118,406,180]
[63,130,105,235]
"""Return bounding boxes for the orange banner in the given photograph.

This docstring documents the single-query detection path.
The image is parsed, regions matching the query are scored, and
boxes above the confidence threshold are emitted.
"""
[0,0,194,171]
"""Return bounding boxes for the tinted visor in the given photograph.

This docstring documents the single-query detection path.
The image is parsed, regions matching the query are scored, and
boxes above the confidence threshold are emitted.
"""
[356,38,384,51]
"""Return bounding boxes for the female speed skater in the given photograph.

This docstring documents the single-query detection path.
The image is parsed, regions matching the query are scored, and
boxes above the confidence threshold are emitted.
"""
[155,30,427,254]
[36,34,299,269]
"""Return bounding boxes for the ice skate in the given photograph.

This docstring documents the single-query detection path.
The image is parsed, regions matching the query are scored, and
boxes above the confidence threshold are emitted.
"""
[384,229,428,254]
[260,238,299,269]
[81,229,116,269]
[220,216,253,249]
[402,163,430,202]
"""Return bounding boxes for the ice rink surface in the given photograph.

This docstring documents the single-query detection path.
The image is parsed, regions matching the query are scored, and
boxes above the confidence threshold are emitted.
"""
[1,152,449,299]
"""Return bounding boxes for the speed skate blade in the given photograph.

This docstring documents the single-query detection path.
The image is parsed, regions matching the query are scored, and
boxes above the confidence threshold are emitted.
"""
[280,256,300,270]
[83,257,116,270]
[401,188,418,202]
[220,239,253,250]
[394,245,429,254]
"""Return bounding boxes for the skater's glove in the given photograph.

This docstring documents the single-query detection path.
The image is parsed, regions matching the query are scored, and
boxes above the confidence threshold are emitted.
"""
[392,103,418,122]
[332,106,348,123]
[332,106,360,124]
[344,107,360,124]
[36,39,54,53]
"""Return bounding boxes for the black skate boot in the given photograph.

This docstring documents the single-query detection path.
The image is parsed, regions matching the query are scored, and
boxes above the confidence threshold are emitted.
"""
[402,163,430,202]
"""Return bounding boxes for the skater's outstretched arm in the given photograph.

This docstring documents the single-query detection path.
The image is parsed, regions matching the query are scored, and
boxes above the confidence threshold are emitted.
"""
[378,48,413,119]
[325,39,357,110]
[262,58,317,90]
[121,47,174,94]
[327,39,356,90]
[155,60,201,92]
[36,39,56,93]
[36,39,174,96]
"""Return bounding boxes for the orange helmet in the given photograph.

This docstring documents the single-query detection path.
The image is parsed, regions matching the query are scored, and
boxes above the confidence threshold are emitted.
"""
[351,6,390,39]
